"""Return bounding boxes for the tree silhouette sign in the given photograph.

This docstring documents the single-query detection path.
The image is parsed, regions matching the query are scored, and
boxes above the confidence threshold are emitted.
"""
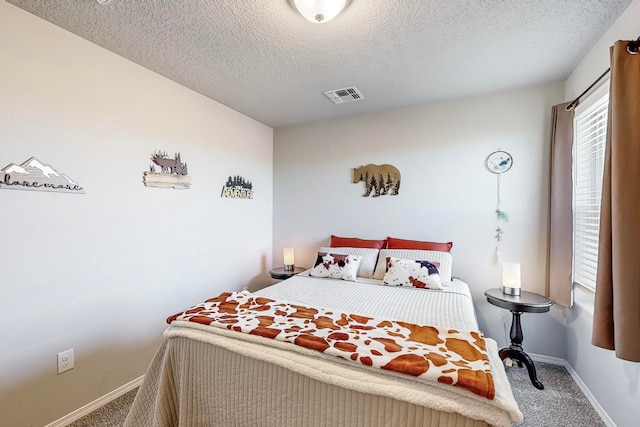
[352,164,400,197]
[221,175,254,199]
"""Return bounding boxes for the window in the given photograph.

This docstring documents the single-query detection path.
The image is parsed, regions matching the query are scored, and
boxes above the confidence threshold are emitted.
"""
[572,88,609,291]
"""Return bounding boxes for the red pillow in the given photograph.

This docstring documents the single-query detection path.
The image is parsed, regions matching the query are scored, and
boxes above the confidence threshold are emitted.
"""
[330,235,387,250]
[386,237,453,252]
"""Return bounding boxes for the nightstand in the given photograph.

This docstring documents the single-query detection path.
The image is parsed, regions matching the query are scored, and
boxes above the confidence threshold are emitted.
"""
[269,266,307,280]
[484,288,552,390]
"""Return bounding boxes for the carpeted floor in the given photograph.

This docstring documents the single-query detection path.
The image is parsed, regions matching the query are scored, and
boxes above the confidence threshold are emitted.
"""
[506,362,605,426]
[67,362,606,427]
[66,388,137,427]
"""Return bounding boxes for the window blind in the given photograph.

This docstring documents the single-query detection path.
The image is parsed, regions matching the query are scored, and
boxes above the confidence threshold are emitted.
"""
[573,94,608,291]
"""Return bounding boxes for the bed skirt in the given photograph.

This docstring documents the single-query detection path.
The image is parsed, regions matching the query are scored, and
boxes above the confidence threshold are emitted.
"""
[125,334,501,427]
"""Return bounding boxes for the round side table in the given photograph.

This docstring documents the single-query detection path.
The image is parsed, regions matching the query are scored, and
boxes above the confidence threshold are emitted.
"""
[484,288,552,390]
[269,266,307,280]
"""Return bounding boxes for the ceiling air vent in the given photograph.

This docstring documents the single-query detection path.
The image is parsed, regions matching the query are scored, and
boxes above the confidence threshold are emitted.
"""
[324,86,364,104]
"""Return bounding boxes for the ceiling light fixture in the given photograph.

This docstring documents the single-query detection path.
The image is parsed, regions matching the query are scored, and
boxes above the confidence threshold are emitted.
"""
[288,0,351,24]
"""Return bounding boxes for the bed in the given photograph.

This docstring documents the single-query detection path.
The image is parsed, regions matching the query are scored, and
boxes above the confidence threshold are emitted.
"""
[125,245,523,427]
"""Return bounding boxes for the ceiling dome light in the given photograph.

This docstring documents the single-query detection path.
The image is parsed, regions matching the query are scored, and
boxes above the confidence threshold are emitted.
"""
[289,0,351,24]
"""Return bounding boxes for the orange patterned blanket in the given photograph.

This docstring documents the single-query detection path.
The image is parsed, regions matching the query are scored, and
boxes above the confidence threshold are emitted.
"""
[168,291,495,399]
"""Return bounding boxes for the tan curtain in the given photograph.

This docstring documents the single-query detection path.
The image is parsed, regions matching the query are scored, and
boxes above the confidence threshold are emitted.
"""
[592,40,640,362]
[546,102,574,307]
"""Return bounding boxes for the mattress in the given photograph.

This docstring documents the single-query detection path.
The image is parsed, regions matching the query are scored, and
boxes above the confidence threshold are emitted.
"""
[125,274,523,427]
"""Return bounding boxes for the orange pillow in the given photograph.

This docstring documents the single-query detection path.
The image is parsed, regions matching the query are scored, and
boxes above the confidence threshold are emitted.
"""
[331,235,387,250]
[386,237,453,252]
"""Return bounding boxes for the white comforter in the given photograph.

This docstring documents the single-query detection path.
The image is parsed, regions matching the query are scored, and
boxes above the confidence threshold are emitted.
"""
[257,273,479,331]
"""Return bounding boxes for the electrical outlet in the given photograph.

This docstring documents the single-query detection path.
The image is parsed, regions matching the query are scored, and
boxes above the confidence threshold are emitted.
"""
[57,349,74,374]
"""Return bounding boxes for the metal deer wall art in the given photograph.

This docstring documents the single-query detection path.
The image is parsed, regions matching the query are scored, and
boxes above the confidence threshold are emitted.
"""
[143,151,191,189]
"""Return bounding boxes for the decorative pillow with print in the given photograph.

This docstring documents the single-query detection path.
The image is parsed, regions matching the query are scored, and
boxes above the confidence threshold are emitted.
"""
[319,247,379,278]
[383,257,443,289]
[310,252,362,281]
[373,249,453,281]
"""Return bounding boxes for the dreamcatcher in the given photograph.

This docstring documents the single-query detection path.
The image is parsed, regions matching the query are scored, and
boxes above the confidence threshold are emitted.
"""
[485,150,513,262]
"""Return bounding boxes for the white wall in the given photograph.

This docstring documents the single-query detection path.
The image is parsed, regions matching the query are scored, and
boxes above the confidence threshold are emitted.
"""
[3,0,636,424]
[563,1,640,426]
[274,82,567,359]
[0,3,273,426]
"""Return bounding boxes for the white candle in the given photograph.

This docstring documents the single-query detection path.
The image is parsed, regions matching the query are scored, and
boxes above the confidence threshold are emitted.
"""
[283,248,295,266]
[502,262,521,289]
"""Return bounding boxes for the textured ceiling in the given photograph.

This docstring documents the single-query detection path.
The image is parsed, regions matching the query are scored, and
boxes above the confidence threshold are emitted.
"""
[6,0,634,128]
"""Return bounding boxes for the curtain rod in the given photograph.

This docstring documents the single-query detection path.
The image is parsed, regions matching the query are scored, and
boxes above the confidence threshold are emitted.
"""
[565,37,640,112]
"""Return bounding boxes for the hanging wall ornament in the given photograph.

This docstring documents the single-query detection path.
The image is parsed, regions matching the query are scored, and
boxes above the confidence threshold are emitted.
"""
[485,150,513,261]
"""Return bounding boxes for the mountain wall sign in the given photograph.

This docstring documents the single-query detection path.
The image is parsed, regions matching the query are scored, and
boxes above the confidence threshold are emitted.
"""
[0,157,85,194]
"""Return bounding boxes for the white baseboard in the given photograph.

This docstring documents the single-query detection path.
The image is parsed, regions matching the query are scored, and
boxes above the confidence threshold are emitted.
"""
[44,375,144,427]
[43,355,617,427]
[529,352,565,365]
[530,353,616,427]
